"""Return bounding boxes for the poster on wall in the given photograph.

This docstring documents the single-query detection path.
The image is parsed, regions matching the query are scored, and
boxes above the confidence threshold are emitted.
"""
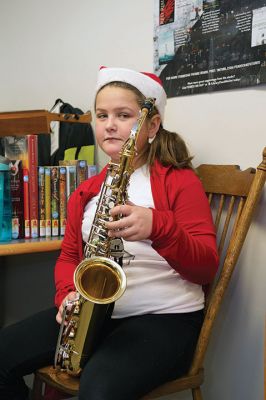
[154,0,266,97]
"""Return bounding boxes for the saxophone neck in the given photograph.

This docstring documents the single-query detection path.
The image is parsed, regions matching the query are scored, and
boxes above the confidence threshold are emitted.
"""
[122,97,156,157]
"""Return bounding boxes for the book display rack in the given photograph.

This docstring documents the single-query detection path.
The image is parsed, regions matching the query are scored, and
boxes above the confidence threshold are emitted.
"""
[0,109,92,256]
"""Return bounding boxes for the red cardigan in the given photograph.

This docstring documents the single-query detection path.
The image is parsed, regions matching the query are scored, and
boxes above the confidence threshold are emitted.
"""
[54,160,219,308]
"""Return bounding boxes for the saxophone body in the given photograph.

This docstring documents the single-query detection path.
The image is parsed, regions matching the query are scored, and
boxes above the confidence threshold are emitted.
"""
[54,98,155,375]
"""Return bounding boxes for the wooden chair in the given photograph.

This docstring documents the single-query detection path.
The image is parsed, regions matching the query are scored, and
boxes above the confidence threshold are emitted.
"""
[32,147,266,400]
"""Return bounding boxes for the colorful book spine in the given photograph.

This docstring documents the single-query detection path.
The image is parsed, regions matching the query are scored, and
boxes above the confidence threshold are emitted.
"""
[59,166,67,236]
[44,167,51,237]
[76,160,87,187]
[51,166,59,237]
[65,165,77,200]
[27,135,39,238]
[4,136,28,168]
[38,166,46,237]
[87,165,97,178]
[23,168,30,239]
[9,160,24,239]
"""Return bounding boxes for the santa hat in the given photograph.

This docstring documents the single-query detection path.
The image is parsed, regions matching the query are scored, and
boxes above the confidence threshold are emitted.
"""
[95,66,167,122]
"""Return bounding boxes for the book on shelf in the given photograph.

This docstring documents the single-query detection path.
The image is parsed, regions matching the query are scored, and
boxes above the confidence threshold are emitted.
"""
[27,135,38,238]
[9,160,24,239]
[4,136,28,167]
[38,167,46,237]
[4,135,39,238]
[44,166,51,237]
[87,164,97,178]
[50,166,59,237]
[76,160,87,187]
[59,166,67,236]
[23,168,30,239]
[65,165,76,201]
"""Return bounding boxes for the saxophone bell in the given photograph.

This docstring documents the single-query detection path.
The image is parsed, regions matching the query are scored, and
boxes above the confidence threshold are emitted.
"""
[55,257,126,375]
[74,256,126,304]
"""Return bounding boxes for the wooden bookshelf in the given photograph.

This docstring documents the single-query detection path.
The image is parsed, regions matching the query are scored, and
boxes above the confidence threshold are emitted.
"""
[0,109,91,136]
[0,108,91,256]
[0,237,62,256]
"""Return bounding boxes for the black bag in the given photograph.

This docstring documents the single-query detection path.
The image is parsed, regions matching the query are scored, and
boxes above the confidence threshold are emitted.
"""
[38,99,95,166]
[0,139,4,157]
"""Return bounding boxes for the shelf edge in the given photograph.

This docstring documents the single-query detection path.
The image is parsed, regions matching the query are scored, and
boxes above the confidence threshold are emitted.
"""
[0,239,62,256]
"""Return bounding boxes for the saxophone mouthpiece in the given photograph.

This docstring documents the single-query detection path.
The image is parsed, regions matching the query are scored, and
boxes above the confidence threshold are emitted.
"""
[142,98,156,114]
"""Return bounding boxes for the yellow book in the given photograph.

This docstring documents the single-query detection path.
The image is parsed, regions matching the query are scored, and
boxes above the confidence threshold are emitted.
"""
[44,167,51,237]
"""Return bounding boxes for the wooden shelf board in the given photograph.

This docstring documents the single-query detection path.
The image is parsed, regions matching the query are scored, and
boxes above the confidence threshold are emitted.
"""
[0,238,62,256]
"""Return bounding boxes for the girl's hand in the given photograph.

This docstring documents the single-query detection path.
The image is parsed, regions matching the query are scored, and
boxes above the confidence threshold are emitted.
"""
[56,291,78,325]
[106,203,153,241]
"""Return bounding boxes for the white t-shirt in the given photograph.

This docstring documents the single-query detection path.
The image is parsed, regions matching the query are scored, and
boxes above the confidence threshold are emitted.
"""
[82,166,204,318]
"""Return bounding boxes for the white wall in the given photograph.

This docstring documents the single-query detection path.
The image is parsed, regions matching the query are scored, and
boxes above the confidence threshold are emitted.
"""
[1,1,265,399]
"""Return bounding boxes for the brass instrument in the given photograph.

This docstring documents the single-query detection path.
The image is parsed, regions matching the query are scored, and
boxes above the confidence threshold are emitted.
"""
[54,97,155,375]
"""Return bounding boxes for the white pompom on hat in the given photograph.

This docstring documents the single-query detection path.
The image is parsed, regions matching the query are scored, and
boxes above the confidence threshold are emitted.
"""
[95,66,167,122]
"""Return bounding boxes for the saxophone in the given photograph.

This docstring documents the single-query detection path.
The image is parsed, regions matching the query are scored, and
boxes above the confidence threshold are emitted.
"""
[54,97,155,375]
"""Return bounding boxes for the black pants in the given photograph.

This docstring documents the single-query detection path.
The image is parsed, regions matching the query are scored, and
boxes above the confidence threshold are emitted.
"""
[0,307,203,400]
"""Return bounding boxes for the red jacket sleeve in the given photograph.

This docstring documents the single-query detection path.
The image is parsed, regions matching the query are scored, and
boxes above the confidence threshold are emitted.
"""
[54,189,83,308]
[150,168,219,285]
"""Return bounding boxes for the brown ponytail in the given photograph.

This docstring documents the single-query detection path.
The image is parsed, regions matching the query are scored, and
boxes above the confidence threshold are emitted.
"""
[145,127,193,169]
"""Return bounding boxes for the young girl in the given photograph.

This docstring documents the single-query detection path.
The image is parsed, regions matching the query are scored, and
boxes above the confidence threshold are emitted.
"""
[0,67,219,400]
